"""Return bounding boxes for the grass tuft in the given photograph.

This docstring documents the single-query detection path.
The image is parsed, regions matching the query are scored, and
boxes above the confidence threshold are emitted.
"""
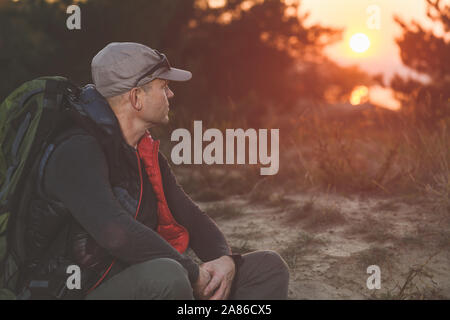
[286,200,346,230]
[279,231,326,269]
[206,203,243,220]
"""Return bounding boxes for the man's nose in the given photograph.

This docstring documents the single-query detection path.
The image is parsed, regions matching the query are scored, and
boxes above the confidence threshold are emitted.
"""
[167,88,174,99]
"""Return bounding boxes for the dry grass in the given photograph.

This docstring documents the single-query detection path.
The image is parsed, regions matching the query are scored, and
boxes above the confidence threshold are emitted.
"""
[279,231,326,269]
[285,199,346,230]
[206,203,243,220]
[283,112,403,194]
[373,200,401,212]
[371,252,444,300]
[247,177,295,209]
[346,216,397,243]
[278,108,450,200]
[398,235,425,248]
[416,223,450,250]
[356,246,392,269]
[174,166,261,201]
[169,107,449,207]
[398,123,450,213]
[436,231,450,249]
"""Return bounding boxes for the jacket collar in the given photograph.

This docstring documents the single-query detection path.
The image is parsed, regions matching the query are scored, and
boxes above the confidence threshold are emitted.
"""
[77,84,122,138]
[73,84,139,154]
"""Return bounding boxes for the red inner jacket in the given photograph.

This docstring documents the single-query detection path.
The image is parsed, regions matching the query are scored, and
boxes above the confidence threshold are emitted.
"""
[87,132,190,294]
[137,132,189,254]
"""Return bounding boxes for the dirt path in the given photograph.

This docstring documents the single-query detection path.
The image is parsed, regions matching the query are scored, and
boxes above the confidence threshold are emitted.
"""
[195,191,450,299]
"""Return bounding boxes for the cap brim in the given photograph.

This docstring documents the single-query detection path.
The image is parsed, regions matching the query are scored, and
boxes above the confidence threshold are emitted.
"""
[157,67,192,82]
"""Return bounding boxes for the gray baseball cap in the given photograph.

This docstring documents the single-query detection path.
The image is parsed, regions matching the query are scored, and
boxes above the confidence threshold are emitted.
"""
[91,42,192,98]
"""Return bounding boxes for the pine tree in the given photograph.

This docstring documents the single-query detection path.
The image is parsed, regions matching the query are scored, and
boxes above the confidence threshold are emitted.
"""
[391,0,450,128]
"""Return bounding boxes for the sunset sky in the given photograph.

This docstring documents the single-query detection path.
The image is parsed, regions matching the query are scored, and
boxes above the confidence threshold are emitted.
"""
[206,0,448,109]
[297,0,449,109]
[299,0,445,81]
[207,0,446,81]
[7,0,445,110]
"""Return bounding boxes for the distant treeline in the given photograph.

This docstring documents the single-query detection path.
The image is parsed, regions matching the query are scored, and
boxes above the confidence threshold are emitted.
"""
[0,0,448,129]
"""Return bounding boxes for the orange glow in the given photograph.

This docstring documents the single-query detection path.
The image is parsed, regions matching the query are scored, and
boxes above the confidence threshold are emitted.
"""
[240,1,254,11]
[208,0,226,9]
[45,0,87,2]
[299,0,432,81]
[349,33,370,53]
[369,85,401,110]
[350,85,369,105]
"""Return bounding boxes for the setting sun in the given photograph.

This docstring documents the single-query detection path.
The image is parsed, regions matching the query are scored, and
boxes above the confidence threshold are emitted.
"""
[349,33,370,53]
[350,85,369,105]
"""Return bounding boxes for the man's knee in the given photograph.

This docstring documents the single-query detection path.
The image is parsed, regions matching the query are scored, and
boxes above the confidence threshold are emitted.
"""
[230,250,290,299]
[261,250,290,283]
[136,258,194,300]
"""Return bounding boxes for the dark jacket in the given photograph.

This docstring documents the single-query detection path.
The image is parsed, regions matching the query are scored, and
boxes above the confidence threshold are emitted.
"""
[22,85,231,298]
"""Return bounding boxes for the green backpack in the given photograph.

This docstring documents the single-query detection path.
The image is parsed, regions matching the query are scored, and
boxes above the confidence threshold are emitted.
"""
[0,76,80,299]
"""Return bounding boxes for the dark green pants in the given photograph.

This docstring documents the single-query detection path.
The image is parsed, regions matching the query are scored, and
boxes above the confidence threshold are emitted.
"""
[86,250,289,300]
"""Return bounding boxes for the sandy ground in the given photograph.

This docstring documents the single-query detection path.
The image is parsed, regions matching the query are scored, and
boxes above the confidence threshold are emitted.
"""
[192,189,450,299]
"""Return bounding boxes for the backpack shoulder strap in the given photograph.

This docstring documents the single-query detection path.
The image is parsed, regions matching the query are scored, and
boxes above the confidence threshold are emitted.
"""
[35,126,91,202]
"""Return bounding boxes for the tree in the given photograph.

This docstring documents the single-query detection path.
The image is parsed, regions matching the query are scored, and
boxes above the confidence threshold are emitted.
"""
[391,0,450,128]
[170,0,376,128]
[1,0,373,130]
[0,0,193,100]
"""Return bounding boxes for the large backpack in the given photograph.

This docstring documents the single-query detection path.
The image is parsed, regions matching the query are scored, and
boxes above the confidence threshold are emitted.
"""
[0,76,81,299]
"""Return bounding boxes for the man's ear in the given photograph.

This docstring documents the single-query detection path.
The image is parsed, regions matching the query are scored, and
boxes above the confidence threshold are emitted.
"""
[129,87,142,111]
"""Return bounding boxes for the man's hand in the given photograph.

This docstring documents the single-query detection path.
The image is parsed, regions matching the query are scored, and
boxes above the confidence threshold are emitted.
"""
[193,265,212,300]
[202,255,236,300]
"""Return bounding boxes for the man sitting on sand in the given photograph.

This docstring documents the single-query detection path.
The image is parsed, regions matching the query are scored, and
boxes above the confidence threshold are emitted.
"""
[27,42,289,300]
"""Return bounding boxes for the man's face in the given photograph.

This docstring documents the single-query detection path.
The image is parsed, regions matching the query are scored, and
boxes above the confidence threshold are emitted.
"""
[137,78,174,126]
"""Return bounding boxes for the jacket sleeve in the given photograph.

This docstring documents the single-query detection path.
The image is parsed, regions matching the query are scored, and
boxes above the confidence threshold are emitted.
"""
[43,134,199,283]
[159,153,232,262]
